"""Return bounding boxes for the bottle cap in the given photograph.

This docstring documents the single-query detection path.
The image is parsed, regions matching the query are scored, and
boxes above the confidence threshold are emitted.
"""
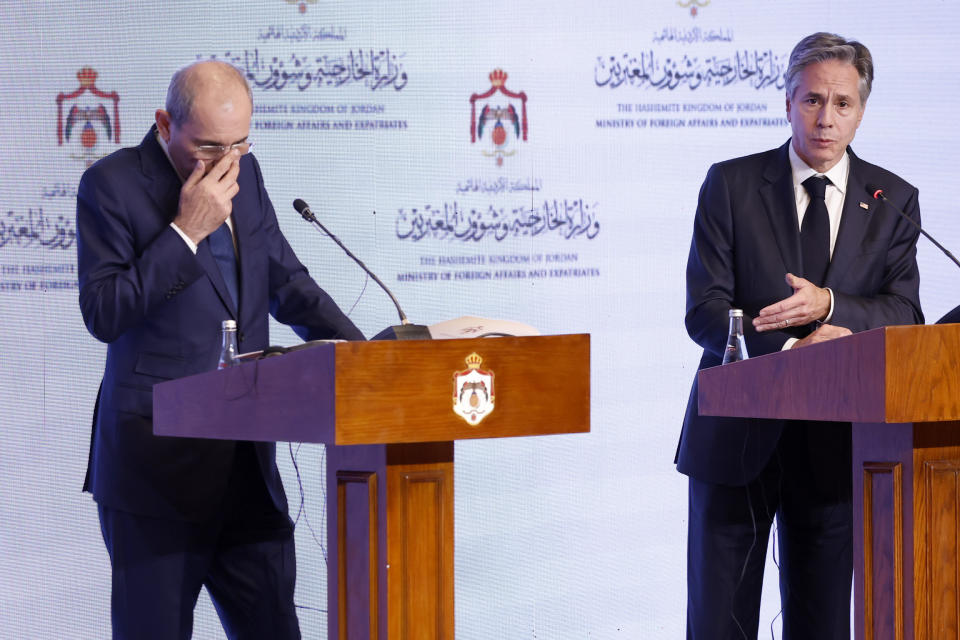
[729,308,743,317]
[221,319,237,330]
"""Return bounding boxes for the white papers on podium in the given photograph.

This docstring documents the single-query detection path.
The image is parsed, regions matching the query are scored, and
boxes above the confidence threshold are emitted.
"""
[428,316,540,339]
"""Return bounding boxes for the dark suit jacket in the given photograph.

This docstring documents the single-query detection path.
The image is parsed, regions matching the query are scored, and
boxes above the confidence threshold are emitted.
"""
[677,140,923,486]
[77,127,364,521]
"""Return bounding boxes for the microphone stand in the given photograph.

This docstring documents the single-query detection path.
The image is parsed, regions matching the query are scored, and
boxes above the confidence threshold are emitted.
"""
[867,185,960,270]
[867,185,960,324]
[294,199,431,340]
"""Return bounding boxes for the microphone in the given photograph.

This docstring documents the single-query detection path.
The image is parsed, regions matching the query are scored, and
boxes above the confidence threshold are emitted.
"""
[293,199,431,340]
[864,184,960,270]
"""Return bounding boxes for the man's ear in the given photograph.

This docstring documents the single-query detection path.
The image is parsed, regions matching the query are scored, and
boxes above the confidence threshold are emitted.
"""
[155,109,172,141]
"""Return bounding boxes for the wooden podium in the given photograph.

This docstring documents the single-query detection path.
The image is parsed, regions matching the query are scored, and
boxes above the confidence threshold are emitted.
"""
[698,324,960,640]
[153,334,590,640]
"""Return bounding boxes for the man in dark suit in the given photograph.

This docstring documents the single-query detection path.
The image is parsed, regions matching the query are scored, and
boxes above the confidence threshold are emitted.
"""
[678,33,923,639]
[77,60,364,639]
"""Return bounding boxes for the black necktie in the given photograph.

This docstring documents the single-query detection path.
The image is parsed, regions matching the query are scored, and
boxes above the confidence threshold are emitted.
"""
[801,175,831,286]
[208,222,240,309]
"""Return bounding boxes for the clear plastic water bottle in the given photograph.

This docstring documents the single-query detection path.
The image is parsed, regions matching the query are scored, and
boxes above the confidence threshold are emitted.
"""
[218,319,239,369]
[722,309,749,365]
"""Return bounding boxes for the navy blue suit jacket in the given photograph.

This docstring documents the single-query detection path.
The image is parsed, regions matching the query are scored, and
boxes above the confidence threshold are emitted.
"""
[677,141,923,486]
[77,127,364,521]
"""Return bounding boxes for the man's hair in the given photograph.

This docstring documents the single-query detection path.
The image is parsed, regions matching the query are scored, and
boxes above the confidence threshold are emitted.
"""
[165,60,253,125]
[785,32,873,105]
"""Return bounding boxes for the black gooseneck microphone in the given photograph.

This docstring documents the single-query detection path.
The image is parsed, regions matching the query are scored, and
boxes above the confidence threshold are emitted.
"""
[865,184,960,270]
[293,198,431,340]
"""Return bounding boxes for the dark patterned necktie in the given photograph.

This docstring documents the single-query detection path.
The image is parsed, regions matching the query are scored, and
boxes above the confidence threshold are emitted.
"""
[208,222,240,309]
[801,175,831,286]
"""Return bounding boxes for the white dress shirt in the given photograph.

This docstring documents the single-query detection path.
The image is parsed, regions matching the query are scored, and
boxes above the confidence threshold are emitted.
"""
[779,143,848,348]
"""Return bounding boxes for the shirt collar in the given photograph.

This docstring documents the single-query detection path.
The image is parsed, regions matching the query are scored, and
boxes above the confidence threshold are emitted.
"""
[788,140,849,196]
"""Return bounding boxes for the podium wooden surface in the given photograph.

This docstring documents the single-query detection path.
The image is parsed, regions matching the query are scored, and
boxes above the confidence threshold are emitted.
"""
[154,334,590,640]
[698,324,960,640]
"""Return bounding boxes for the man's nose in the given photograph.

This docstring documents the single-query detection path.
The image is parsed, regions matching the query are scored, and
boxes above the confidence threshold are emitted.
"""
[817,105,834,127]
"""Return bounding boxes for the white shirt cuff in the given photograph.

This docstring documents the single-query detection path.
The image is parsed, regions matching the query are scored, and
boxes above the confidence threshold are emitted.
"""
[823,287,835,323]
[781,337,798,350]
[170,222,198,254]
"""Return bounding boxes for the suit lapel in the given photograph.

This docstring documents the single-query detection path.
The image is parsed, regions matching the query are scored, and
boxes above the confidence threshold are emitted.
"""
[139,128,181,221]
[140,126,237,318]
[759,141,802,277]
[824,149,874,288]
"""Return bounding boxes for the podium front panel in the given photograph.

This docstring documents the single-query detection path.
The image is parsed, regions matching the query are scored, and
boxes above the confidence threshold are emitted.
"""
[332,334,590,445]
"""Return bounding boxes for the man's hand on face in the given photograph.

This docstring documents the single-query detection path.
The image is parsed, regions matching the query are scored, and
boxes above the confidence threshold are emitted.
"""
[791,323,851,348]
[753,273,831,332]
[173,150,241,245]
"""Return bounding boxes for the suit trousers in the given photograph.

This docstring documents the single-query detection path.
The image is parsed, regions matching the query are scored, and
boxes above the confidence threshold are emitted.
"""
[98,442,300,640]
[686,420,853,640]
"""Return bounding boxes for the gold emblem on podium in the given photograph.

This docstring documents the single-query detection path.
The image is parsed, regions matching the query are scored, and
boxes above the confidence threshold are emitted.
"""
[453,352,495,425]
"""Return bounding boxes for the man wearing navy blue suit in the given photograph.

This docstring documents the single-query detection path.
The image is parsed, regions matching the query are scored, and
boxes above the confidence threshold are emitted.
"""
[77,60,364,639]
[678,33,923,639]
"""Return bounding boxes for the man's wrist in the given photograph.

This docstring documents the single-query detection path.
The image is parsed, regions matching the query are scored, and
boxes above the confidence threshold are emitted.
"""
[170,222,198,254]
[822,287,835,323]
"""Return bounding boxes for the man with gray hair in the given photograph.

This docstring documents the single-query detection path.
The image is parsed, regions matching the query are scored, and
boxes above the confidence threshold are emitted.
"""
[677,33,923,638]
[77,60,364,638]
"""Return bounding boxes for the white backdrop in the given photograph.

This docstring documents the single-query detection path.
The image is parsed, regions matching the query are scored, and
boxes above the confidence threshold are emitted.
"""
[1,1,958,638]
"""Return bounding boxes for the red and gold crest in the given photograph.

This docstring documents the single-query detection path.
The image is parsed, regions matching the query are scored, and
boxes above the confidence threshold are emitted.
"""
[452,352,495,425]
[678,0,710,17]
[469,69,528,167]
[286,0,318,13]
[56,67,120,167]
